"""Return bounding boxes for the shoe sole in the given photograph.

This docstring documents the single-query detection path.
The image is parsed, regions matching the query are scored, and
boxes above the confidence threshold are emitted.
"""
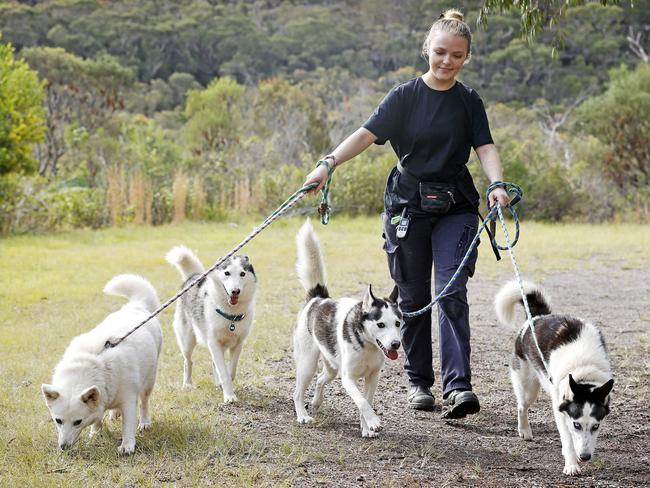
[441,400,480,419]
[442,397,481,419]
[409,400,435,411]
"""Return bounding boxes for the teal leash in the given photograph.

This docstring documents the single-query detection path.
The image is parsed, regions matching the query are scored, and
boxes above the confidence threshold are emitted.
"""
[401,182,523,319]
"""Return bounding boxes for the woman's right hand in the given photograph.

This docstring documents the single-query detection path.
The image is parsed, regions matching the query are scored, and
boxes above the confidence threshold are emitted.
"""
[303,164,330,194]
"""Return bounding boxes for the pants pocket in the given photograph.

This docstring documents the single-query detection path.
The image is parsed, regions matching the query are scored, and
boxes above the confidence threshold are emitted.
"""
[455,223,479,277]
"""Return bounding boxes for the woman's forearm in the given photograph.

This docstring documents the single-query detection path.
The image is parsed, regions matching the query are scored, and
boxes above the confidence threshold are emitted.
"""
[475,143,503,183]
[327,127,377,168]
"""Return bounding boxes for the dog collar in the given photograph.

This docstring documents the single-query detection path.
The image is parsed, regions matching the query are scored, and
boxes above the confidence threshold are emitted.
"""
[215,308,246,332]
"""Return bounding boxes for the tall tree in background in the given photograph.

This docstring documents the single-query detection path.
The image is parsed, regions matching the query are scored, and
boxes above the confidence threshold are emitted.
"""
[20,47,134,177]
[0,39,45,176]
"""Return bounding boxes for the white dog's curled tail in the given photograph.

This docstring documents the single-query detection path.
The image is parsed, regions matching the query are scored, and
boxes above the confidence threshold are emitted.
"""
[104,274,160,313]
[166,245,205,280]
[494,280,552,326]
[296,219,329,300]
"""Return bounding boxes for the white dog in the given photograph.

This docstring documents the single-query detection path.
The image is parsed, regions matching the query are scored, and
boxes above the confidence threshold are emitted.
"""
[293,219,402,437]
[495,280,614,476]
[166,246,257,403]
[41,274,163,454]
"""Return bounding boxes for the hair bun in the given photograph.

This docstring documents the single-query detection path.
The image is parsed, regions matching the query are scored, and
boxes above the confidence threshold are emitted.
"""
[441,8,464,22]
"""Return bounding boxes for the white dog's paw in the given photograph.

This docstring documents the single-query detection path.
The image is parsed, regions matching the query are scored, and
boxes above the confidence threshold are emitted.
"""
[518,426,533,441]
[361,428,379,438]
[182,382,194,390]
[138,421,152,431]
[223,393,238,404]
[563,463,581,476]
[117,440,136,455]
[296,414,314,424]
[365,414,382,433]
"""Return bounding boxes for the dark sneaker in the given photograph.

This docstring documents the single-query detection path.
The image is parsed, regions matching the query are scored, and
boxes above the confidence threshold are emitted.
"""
[441,390,480,419]
[408,385,435,411]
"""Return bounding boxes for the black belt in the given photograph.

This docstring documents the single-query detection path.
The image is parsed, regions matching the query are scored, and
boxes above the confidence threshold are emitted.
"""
[395,162,501,261]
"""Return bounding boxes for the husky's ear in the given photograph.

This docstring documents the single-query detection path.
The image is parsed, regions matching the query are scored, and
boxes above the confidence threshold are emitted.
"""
[80,386,101,410]
[388,285,399,304]
[362,284,376,311]
[568,374,579,395]
[594,378,614,400]
[41,384,60,405]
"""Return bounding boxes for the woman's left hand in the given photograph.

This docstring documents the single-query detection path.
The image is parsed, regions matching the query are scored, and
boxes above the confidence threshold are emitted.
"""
[488,187,510,209]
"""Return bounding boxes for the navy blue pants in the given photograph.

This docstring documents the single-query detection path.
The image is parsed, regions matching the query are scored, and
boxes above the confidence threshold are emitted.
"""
[382,211,479,397]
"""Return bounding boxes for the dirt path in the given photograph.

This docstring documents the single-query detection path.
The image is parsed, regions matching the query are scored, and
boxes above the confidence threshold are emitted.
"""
[240,265,650,487]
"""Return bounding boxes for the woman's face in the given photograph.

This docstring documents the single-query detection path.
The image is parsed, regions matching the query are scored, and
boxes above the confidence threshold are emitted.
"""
[427,32,469,85]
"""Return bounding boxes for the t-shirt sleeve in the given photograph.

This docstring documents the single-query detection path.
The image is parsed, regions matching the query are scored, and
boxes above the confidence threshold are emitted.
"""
[363,87,403,145]
[470,91,494,149]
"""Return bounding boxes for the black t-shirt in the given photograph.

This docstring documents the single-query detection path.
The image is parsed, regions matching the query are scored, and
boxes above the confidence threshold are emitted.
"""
[363,77,493,215]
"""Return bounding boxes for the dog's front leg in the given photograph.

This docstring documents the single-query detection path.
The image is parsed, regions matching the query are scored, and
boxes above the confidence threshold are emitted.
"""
[552,400,580,475]
[341,372,382,435]
[89,419,103,438]
[207,338,237,403]
[360,371,380,438]
[117,397,138,455]
[228,341,244,381]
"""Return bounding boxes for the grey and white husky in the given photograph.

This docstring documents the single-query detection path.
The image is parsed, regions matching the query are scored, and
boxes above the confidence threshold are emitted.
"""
[495,280,614,476]
[293,219,402,437]
[166,246,257,403]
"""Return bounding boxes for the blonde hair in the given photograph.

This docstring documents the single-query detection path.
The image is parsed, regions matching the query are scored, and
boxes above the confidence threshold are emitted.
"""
[422,9,472,61]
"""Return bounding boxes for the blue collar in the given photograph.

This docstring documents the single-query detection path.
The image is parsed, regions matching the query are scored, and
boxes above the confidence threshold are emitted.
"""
[215,308,246,332]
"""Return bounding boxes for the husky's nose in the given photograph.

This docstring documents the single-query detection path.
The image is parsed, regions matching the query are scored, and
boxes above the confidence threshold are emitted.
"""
[59,442,69,451]
[390,340,401,350]
[579,453,591,462]
[231,288,240,296]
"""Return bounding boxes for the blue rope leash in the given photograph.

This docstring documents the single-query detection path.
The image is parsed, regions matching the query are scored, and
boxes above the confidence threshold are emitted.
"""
[401,182,523,319]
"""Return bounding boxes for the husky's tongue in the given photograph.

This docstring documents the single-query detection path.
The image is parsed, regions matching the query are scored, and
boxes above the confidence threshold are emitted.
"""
[387,349,398,361]
[229,296,239,306]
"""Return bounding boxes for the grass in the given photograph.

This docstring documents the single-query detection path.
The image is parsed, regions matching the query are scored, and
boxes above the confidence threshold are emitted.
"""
[0,216,649,486]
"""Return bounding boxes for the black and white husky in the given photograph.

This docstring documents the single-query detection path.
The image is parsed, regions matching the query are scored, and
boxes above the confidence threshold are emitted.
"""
[495,280,614,476]
[293,219,402,437]
[166,246,257,403]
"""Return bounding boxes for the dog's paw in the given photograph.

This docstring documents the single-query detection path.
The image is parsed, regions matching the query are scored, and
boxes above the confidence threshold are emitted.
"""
[296,415,314,424]
[361,428,379,438]
[223,393,238,404]
[563,463,581,476]
[182,382,194,390]
[365,414,382,433]
[518,427,533,441]
[117,441,136,455]
[138,421,152,431]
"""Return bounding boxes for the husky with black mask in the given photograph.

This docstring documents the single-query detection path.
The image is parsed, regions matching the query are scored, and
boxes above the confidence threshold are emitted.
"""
[495,280,614,476]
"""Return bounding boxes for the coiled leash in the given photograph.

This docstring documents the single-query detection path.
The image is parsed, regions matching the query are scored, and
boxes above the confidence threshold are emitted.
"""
[103,161,335,350]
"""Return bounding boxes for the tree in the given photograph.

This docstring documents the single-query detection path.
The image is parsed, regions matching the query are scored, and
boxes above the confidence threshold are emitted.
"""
[20,46,135,176]
[478,0,632,43]
[0,39,45,176]
[576,63,650,189]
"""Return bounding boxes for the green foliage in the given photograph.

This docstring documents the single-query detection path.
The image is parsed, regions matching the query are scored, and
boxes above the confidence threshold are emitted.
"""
[184,76,245,154]
[0,40,46,175]
[577,63,650,188]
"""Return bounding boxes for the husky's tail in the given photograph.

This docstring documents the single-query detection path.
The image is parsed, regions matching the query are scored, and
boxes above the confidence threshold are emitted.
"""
[296,219,329,300]
[104,274,160,313]
[494,280,552,326]
[166,245,205,280]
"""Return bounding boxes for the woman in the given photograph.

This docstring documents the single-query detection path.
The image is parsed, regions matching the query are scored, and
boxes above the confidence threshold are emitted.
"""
[303,9,509,418]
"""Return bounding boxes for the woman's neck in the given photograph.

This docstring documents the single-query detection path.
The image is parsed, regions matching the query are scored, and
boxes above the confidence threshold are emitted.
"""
[421,71,456,91]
